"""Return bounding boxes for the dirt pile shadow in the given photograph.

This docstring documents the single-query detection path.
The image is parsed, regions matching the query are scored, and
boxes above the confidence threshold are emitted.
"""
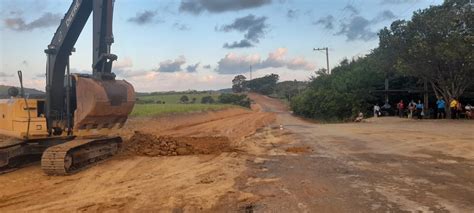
[123,131,233,156]
[285,146,313,154]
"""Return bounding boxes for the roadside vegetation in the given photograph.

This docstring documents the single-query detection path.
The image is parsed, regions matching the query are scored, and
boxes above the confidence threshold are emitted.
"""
[230,0,473,122]
[291,58,385,121]
[217,93,251,108]
[131,103,232,116]
[132,91,251,116]
[293,0,473,121]
[136,91,221,104]
[231,73,307,103]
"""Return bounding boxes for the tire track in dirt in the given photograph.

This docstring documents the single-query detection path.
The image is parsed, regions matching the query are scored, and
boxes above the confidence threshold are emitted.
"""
[168,111,250,131]
[0,107,276,212]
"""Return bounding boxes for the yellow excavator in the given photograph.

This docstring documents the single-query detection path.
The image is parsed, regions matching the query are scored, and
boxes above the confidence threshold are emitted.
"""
[0,0,135,175]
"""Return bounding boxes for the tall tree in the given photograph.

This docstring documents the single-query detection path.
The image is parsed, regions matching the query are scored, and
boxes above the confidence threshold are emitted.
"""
[232,75,247,93]
[381,0,474,114]
[275,80,307,102]
[247,74,279,95]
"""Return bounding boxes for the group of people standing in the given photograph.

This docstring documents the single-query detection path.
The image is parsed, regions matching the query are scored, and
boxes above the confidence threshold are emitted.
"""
[447,98,469,119]
[373,97,473,119]
[401,100,424,119]
[435,97,472,119]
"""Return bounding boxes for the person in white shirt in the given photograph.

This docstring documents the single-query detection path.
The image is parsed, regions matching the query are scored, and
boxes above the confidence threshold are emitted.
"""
[373,104,381,117]
[466,104,472,119]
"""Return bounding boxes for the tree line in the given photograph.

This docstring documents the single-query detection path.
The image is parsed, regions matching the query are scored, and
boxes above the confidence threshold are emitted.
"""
[291,0,473,121]
[232,73,280,95]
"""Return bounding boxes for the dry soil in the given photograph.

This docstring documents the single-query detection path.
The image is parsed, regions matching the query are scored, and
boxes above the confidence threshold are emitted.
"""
[0,94,473,212]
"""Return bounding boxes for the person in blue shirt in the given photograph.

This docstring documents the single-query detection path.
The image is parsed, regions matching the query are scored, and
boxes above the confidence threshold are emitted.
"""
[416,100,424,119]
[436,97,446,119]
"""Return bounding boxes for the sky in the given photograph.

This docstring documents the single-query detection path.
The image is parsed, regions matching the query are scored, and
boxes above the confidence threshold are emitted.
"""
[0,0,443,92]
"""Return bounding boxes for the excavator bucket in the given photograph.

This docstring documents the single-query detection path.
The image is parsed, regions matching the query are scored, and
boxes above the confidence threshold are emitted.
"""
[73,75,135,130]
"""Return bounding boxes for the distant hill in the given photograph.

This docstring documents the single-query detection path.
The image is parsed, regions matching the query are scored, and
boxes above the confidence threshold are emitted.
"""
[217,88,233,93]
[136,88,233,97]
[0,85,45,99]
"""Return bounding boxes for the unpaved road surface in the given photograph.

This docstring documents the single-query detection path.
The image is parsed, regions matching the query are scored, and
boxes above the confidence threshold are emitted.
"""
[212,94,474,212]
[1,94,473,212]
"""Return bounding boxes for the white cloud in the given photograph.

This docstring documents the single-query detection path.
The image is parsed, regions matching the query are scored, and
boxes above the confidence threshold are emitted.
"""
[287,57,316,70]
[216,53,261,74]
[260,47,288,68]
[216,48,315,74]
[113,57,133,69]
[158,56,187,72]
[127,72,231,92]
[186,62,200,72]
[112,57,149,78]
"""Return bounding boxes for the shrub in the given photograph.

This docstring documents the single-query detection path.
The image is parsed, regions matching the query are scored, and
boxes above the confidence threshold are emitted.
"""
[291,58,384,121]
[136,98,155,104]
[201,96,215,104]
[218,93,251,108]
[180,95,189,103]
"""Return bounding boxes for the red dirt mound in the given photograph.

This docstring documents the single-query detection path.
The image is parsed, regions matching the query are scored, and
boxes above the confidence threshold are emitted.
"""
[285,146,312,154]
[124,131,233,156]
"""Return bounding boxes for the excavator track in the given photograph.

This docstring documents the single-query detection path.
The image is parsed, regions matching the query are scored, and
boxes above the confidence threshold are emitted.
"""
[41,137,121,175]
[0,159,38,175]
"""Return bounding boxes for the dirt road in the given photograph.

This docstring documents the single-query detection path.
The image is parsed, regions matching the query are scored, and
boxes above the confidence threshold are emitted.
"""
[0,94,473,212]
[212,94,474,212]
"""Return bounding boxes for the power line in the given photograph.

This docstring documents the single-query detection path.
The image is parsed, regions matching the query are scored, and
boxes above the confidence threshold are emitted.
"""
[315,0,357,71]
[318,0,353,47]
[399,0,421,18]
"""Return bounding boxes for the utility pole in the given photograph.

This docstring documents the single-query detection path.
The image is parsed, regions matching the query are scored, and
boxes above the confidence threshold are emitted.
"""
[249,65,252,80]
[423,79,429,118]
[384,77,389,104]
[313,47,330,74]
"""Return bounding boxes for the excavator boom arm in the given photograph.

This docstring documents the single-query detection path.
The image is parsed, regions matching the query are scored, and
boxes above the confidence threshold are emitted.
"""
[44,0,120,134]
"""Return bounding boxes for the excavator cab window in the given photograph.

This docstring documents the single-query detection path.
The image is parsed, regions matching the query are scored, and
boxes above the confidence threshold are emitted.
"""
[37,100,45,117]
[69,77,78,120]
[62,76,78,131]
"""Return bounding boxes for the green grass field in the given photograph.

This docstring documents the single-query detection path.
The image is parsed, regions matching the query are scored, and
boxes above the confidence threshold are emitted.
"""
[138,93,220,104]
[131,103,233,117]
[131,92,234,116]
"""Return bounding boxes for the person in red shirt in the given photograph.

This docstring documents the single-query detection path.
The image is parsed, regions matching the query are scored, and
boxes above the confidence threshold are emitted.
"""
[397,100,405,118]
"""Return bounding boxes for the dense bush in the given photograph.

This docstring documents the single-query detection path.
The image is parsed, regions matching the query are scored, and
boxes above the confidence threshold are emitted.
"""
[136,99,156,104]
[291,58,384,121]
[201,96,215,104]
[246,74,279,95]
[179,95,189,103]
[218,93,251,108]
[275,81,307,101]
